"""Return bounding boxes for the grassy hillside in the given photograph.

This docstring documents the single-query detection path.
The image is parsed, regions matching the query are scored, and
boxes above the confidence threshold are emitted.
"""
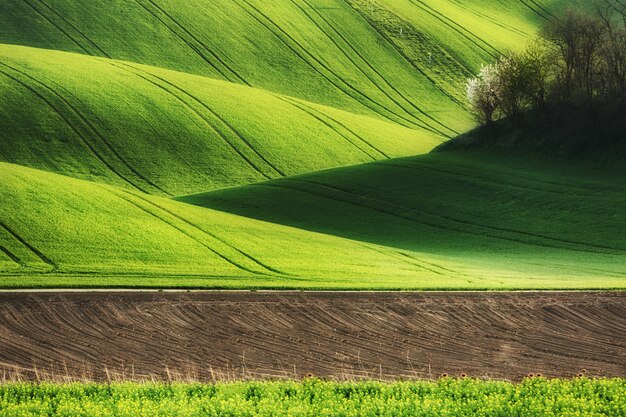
[180,151,626,287]
[0,0,565,135]
[2,0,620,290]
[1,160,624,289]
[0,44,442,194]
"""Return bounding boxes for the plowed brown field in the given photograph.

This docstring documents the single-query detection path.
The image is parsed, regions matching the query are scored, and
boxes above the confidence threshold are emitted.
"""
[0,291,624,381]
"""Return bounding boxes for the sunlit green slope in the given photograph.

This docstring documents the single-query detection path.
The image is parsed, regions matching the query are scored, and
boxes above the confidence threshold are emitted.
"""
[0,0,561,135]
[0,44,441,195]
[180,151,626,288]
[2,161,624,289]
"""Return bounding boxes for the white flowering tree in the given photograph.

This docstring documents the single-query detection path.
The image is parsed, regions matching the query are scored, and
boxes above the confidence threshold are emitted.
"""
[466,64,501,125]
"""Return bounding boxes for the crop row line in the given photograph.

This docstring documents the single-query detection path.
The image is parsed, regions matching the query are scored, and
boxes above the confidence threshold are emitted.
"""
[132,0,249,85]
[0,63,165,195]
[34,0,111,57]
[407,0,501,59]
[345,0,470,111]
[234,0,431,131]
[0,221,56,270]
[101,59,280,179]
[113,188,286,277]
[299,177,625,254]
[292,0,455,138]
[259,177,621,255]
[275,95,381,160]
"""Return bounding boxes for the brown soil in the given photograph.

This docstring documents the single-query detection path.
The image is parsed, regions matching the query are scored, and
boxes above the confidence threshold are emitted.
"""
[0,291,624,382]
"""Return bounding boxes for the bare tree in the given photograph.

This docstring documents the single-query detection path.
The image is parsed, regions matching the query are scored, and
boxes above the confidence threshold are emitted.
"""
[597,0,626,96]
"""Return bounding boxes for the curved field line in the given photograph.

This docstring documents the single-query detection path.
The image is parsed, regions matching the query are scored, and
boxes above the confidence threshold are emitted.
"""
[129,0,231,82]
[414,158,616,193]
[0,221,56,270]
[258,179,621,255]
[528,0,556,19]
[0,63,168,195]
[355,241,446,275]
[518,0,551,21]
[0,245,22,266]
[294,0,456,137]
[382,162,573,196]
[122,62,285,177]
[139,0,250,86]
[19,0,91,55]
[297,177,625,253]
[277,94,389,158]
[397,250,471,276]
[345,1,470,110]
[274,95,379,160]
[250,181,542,250]
[407,0,501,59]
[135,0,250,85]
[0,65,149,194]
[234,0,428,131]
[447,1,531,37]
[35,0,111,57]
[118,189,288,276]
[107,189,268,277]
[102,60,277,179]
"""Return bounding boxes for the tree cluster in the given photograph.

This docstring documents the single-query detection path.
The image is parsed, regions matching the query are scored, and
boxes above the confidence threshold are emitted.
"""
[467,1,626,125]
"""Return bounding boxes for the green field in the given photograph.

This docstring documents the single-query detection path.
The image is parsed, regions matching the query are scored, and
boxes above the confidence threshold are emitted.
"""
[1,0,624,289]
[1,378,624,416]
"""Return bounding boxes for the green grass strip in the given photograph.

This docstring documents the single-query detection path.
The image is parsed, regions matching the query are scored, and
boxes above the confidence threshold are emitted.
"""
[0,378,624,416]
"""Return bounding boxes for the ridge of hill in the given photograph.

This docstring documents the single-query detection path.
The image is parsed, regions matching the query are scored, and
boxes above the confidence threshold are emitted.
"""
[0,44,441,195]
[179,151,626,286]
[2,161,624,289]
[0,0,565,135]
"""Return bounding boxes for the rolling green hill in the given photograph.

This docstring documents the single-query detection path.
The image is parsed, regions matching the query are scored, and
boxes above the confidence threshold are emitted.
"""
[0,44,439,194]
[180,151,626,287]
[3,0,621,289]
[0,0,565,135]
[1,160,624,289]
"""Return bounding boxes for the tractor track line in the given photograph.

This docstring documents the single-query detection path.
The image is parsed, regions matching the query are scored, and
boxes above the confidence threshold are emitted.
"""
[0,244,22,266]
[414,158,617,193]
[122,62,285,177]
[256,179,620,255]
[397,251,470,276]
[234,0,428,131]
[528,0,556,19]
[102,60,275,179]
[407,0,501,59]
[382,162,578,196]
[274,95,379,160]
[518,0,549,21]
[251,181,566,252]
[519,0,554,21]
[0,221,56,270]
[19,0,91,56]
[357,242,447,276]
[0,65,149,194]
[2,63,169,195]
[450,1,531,37]
[294,0,456,138]
[297,178,625,254]
[118,189,288,277]
[277,94,389,158]
[345,0,470,110]
[130,0,232,83]
[107,189,269,277]
[353,242,443,275]
[35,0,111,57]
[140,0,250,85]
